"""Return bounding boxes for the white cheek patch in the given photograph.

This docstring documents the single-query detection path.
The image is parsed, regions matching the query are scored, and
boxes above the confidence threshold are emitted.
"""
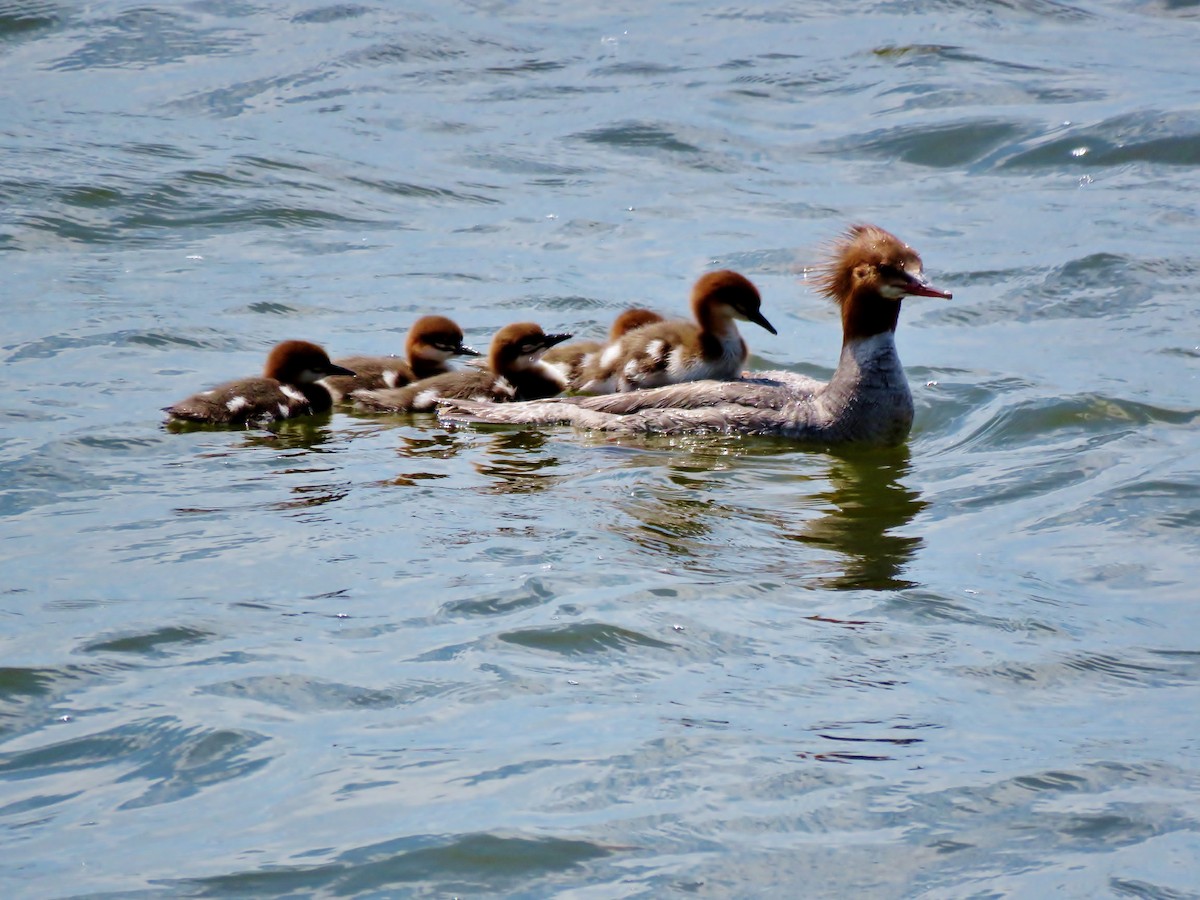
[280,385,307,404]
[225,396,249,413]
[880,284,906,300]
[413,389,440,410]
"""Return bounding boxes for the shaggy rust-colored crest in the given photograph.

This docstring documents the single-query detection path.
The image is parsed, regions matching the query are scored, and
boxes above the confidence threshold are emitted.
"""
[808,224,949,341]
[814,224,920,306]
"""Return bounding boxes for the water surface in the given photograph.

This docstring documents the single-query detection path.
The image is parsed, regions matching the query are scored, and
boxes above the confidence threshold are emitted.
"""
[2,1,1199,897]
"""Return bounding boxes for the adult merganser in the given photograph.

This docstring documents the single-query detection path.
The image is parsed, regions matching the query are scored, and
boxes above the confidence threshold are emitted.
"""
[574,269,777,394]
[438,225,952,445]
[352,322,572,413]
[321,315,479,401]
[541,307,665,387]
[163,340,354,427]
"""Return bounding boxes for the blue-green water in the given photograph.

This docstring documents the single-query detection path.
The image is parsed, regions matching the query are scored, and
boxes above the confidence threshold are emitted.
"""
[3,1,1199,897]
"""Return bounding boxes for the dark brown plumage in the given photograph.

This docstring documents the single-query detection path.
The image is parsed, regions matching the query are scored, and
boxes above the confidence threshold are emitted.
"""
[164,340,354,427]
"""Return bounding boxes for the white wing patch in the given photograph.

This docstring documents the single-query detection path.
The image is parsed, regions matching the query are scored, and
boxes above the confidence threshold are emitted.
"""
[277,403,290,418]
[413,389,441,410]
[225,396,249,413]
[280,385,307,404]
[383,370,401,389]
[597,343,623,369]
[492,376,516,400]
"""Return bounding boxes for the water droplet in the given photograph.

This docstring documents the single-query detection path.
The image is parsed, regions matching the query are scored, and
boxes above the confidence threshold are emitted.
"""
[1070,147,1089,157]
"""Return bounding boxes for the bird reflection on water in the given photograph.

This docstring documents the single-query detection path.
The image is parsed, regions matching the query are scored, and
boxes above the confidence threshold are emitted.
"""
[786,446,926,591]
[592,439,926,590]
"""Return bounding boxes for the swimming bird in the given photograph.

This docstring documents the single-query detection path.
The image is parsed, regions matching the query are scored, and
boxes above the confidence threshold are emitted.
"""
[321,315,479,401]
[438,224,952,445]
[574,269,776,394]
[163,340,355,427]
[352,322,573,413]
[541,307,665,387]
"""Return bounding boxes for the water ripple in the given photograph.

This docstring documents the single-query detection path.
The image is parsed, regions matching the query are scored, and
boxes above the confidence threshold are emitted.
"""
[47,7,246,71]
[998,111,1200,170]
[498,622,677,656]
[179,832,612,896]
[0,716,269,811]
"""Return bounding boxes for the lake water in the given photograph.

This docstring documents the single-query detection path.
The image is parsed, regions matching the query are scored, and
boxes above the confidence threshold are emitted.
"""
[3,1,1199,897]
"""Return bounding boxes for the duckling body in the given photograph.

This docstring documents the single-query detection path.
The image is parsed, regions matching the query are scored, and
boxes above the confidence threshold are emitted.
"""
[576,270,776,394]
[352,323,571,413]
[322,315,478,401]
[164,340,354,427]
[541,307,664,388]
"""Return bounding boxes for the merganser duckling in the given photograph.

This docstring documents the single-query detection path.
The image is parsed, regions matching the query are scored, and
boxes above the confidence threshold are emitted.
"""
[575,270,777,394]
[163,340,355,427]
[438,224,952,445]
[321,315,479,401]
[352,322,572,412]
[541,307,665,387]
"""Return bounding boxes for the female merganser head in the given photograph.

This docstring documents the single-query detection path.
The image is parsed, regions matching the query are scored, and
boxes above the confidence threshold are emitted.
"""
[576,269,776,394]
[542,306,666,386]
[352,322,572,413]
[163,339,355,427]
[818,223,952,344]
[322,315,479,401]
[438,224,952,446]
